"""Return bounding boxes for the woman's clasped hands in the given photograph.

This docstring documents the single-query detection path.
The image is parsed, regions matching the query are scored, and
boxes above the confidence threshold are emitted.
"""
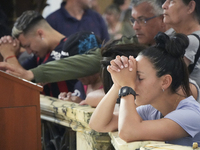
[107,55,137,88]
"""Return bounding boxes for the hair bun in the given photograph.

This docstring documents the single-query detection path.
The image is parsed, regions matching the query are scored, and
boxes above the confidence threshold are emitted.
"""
[155,32,169,50]
[155,32,189,58]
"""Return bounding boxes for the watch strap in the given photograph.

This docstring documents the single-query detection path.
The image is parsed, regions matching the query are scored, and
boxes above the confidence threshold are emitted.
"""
[118,86,136,99]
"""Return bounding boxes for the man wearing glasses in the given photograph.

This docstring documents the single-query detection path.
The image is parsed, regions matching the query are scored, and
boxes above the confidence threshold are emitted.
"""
[0,0,168,84]
[130,0,167,45]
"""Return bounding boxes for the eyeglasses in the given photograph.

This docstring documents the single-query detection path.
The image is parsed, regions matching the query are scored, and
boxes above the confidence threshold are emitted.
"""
[130,15,160,26]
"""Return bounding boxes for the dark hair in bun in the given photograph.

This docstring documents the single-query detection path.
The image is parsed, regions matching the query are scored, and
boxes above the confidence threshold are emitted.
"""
[155,32,188,58]
[139,32,191,96]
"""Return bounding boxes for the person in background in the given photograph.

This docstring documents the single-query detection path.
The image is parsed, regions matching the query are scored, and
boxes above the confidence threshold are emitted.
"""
[104,4,135,40]
[89,32,200,146]
[45,0,109,42]
[113,0,132,22]
[0,10,101,98]
[42,0,63,18]
[58,72,104,107]
[91,0,100,13]
[162,0,200,87]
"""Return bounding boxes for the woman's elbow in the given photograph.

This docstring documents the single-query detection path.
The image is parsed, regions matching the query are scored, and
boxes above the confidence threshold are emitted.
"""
[89,121,115,133]
[89,121,103,132]
[118,129,136,143]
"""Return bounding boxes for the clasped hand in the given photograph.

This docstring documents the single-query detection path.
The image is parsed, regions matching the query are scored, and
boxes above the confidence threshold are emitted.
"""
[58,92,82,103]
[0,36,20,57]
[107,55,137,88]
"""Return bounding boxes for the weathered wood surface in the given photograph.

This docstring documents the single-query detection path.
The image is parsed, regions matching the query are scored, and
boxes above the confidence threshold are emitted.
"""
[40,94,113,150]
[109,131,200,150]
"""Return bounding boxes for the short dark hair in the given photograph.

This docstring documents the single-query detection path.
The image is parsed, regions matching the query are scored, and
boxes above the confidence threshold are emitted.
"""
[12,10,44,38]
[139,32,191,96]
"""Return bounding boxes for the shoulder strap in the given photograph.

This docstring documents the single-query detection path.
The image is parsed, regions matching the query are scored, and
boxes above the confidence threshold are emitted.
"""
[188,34,200,74]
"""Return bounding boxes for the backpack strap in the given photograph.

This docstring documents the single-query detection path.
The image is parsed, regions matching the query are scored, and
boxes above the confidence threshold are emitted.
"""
[188,34,200,74]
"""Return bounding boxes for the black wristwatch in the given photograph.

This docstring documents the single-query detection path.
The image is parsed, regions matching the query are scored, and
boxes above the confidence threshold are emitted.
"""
[118,86,136,100]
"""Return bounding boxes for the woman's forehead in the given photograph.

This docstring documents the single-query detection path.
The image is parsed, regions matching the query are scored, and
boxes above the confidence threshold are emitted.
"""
[136,55,154,70]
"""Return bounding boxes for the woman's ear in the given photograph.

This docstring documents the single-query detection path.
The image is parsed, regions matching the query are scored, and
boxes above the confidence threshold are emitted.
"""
[187,0,196,14]
[161,74,172,91]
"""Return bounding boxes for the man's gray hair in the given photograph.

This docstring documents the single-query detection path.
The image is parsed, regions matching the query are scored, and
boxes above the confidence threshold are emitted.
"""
[12,10,44,38]
[131,0,165,16]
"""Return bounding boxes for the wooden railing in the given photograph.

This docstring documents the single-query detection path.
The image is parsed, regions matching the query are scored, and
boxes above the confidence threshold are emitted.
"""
[40,95,113,150]
[40,94,200,150]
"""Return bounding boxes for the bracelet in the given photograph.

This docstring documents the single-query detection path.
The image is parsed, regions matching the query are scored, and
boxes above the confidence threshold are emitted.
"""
[4,55,16,62]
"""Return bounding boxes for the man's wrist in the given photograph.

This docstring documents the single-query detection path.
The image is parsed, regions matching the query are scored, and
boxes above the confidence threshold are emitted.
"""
[4,55,17,62]
[27,70,34,81]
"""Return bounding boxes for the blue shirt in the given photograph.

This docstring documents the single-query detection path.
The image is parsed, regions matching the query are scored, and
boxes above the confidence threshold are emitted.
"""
[46,2,109,42]
[137,96,200,146]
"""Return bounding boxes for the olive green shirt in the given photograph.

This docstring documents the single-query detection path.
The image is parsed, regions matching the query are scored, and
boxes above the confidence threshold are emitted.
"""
[31,36,138,83]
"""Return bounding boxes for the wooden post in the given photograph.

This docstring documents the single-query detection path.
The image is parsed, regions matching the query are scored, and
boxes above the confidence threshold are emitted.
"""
[0,71,42,150]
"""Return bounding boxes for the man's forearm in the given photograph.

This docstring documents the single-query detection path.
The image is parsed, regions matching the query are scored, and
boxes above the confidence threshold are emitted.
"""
[31,48,102,83]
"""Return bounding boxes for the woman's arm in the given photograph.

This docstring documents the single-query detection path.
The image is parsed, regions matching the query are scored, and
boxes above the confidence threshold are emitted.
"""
[119,95,189,142]
[109,56,189,142]
[89,84,119,132]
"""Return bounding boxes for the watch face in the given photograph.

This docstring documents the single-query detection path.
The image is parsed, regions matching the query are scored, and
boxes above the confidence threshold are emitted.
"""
[122,88,128,94]
[119,86,136,98]
[119,87,130,97]
[118,86,136,103]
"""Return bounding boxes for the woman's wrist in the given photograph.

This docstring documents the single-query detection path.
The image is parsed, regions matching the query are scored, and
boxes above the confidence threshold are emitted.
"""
[120,83,136,90]
[113,83,121,90]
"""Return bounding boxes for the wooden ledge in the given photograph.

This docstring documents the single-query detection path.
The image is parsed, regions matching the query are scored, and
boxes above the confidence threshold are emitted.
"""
[40,94,95,131]
[109,132,200,150]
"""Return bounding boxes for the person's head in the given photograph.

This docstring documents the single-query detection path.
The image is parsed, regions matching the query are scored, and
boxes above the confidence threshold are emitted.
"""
[101,39,147,93]
[91,0,100,12]
[135,32,191,106]
[104,4,121,26]
[130,0,166,45]
[12,10,54,58]
[162,0,200,27]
